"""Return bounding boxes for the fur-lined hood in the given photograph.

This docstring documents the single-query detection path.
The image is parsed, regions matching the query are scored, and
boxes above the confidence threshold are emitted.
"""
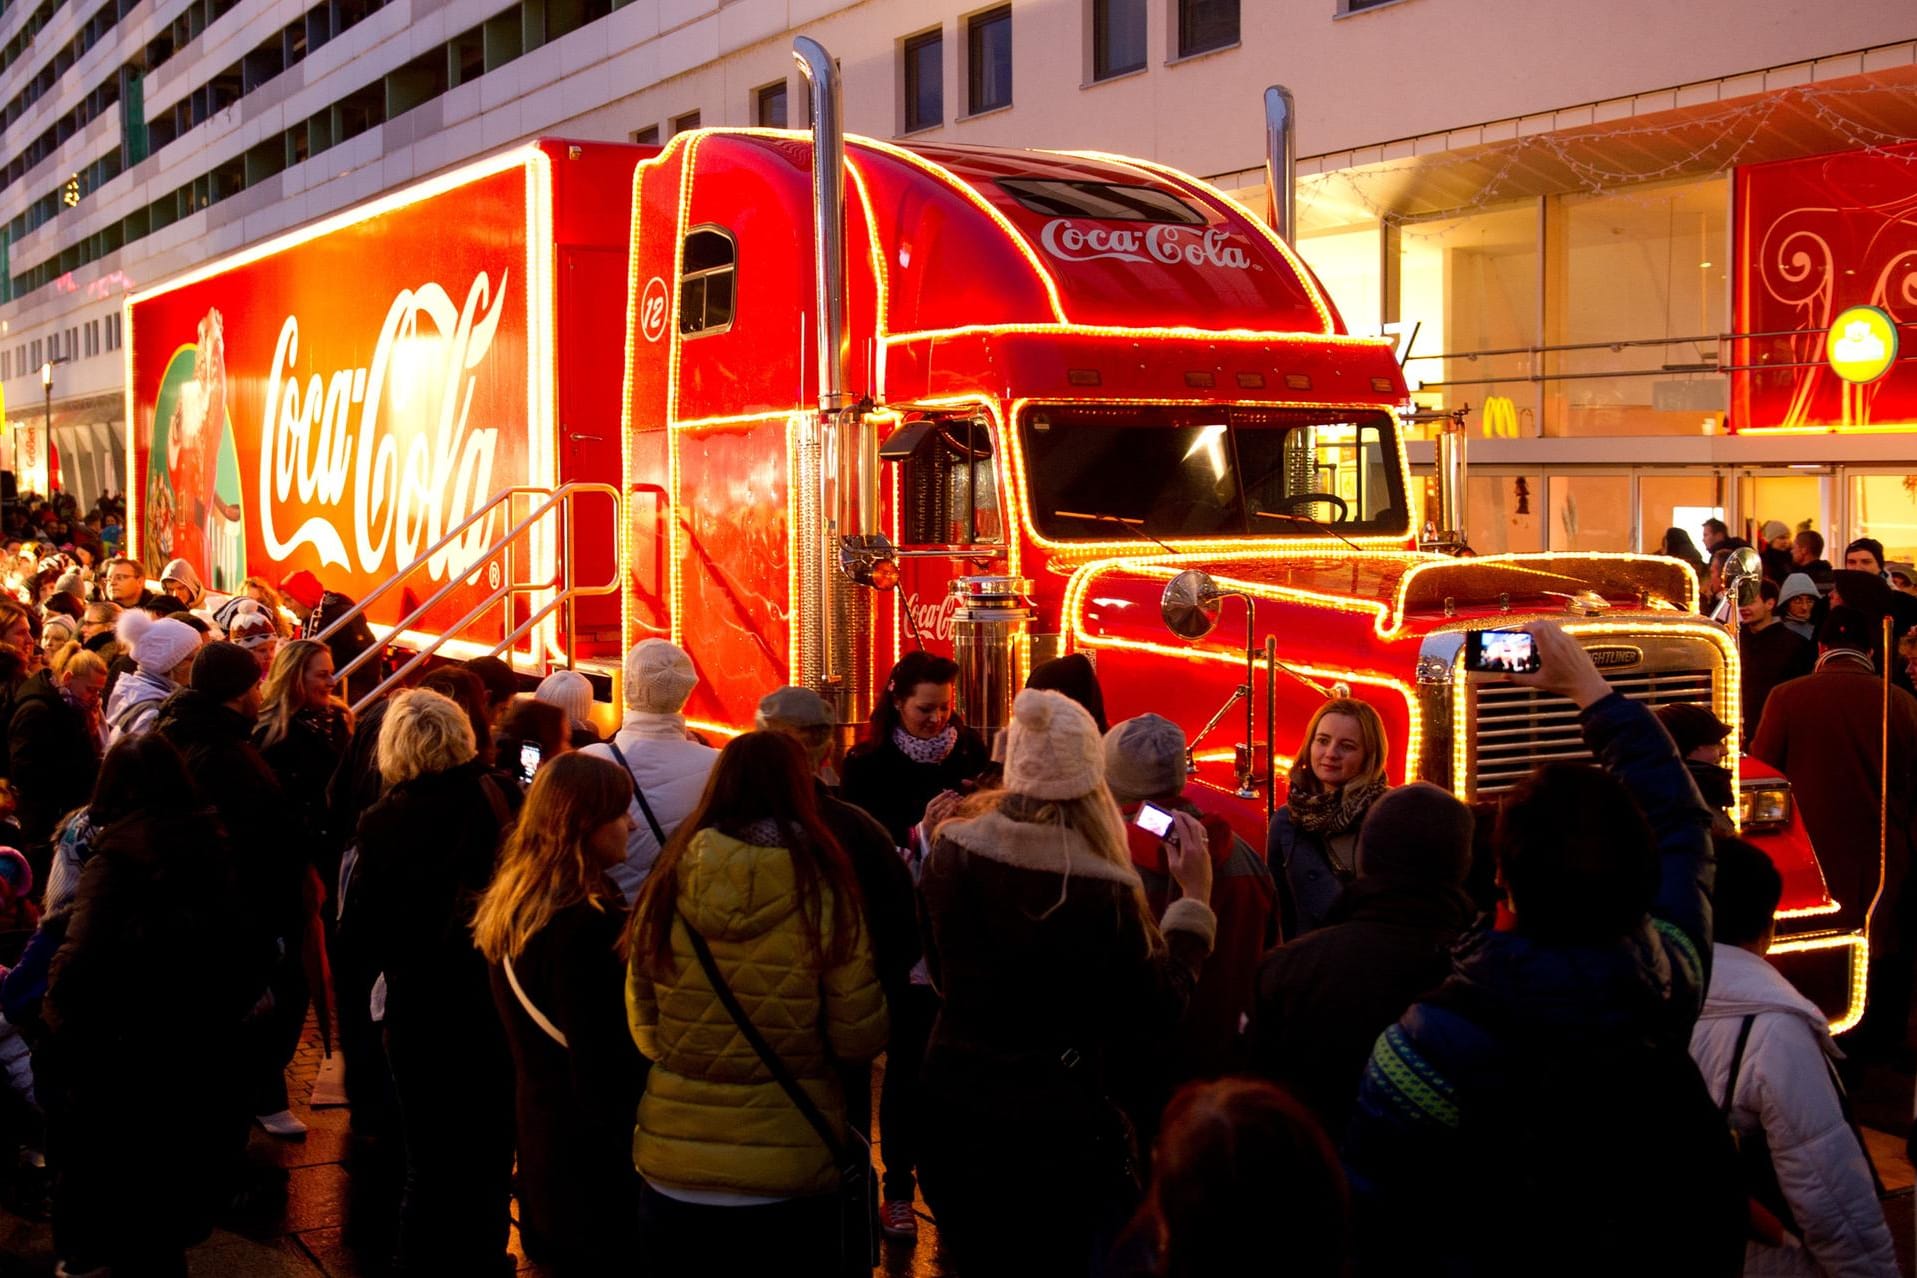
[938,808,1216,945]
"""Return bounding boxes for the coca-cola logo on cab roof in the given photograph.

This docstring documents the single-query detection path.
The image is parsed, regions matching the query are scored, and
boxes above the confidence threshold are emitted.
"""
[1038,219,1254,271]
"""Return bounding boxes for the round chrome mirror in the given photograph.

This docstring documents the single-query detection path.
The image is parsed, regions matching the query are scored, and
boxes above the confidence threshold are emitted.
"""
[1161,569,1222,640]
[1725,545,1764,607]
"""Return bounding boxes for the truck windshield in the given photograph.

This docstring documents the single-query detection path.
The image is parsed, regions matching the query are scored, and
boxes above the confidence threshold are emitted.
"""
[1020,405,1407,540]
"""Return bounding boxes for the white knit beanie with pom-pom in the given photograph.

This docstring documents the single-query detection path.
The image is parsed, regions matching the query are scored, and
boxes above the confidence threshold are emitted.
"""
[116,608,201,676]
[1002,687,1104,801]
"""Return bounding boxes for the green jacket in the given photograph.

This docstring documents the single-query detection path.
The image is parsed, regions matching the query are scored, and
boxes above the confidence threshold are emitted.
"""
[627,828,888,1197]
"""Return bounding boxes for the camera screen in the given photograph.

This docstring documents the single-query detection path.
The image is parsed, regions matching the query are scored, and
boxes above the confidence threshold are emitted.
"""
[1469,630,1540,674]
[1133,803,1175,838]
[518,741,541,783]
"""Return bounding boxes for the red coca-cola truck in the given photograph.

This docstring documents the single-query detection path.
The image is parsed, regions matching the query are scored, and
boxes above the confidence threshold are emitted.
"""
[125,41,1865,1025]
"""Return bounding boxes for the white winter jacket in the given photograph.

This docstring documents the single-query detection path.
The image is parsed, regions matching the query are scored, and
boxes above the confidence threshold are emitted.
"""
[1689,944,1897,1278]
[584,711,719,904]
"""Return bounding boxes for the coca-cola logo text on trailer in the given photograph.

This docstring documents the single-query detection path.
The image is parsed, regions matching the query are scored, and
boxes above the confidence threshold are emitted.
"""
[258,270,510,586]
[1038,219,1255,271]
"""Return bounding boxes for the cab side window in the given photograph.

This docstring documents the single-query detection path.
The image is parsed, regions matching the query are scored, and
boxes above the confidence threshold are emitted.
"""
[680,228,735,335]
[883,418,1003,547]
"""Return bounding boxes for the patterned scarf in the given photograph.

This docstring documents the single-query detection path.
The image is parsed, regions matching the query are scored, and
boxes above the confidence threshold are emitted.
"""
[893,724,958,765]
[1286,758,1387,837]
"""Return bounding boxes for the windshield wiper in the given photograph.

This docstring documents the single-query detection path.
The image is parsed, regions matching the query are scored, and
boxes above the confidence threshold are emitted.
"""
[1053,510,1181,557]
[1252,508,1365,554]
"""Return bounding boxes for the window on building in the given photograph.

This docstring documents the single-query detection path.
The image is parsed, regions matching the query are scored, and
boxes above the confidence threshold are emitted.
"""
[1177,0,1238,57]
[754,81,787,128]
[1554,175,1729,437]
[1092,0,1146,80]
[1,351,9,379]
[882,416,1003,546]
[671,110,700,136]
[967,7,1011,114]
[1397,199,1540,434]
[1340,0,1399,11]
[631,125,659,145]
[902,28,942,133]
[679,227,735,336]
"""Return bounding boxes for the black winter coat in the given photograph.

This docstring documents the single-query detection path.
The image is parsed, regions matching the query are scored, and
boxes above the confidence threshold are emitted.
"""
[346,759,509,1030]
[257,706,349,875]
[818,782,921,1000]
[1248,876,1473,1134]
[40,809,272,1249]
[919,807,1215,1130]
[8,669,100,852]
[1342,694,1738,1277]
[488,900,642,1272]
[841,725,990,847]
[154,690,304,937]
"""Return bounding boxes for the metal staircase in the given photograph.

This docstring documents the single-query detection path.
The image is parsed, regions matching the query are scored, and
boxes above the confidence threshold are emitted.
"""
[313,482,623,713]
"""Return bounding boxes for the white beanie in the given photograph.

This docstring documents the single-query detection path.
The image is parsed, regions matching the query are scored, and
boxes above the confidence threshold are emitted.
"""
[117,609,200,675]
[622,639,698,713]
[536,669,594,726]
[1003,688,1103,801]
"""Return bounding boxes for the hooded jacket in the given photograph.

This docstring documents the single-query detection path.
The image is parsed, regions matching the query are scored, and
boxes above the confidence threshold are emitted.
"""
[1777,574,1821,643]
[103,666,176,743]
[1690,944,1898,1278]
[626,827,888,1198]
[584,710,719,902]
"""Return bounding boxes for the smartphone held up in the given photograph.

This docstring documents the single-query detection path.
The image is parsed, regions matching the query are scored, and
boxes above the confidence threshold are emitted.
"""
[1463,629,1542,675]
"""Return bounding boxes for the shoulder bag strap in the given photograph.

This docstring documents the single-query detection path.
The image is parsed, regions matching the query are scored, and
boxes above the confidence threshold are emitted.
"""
[1721,1013,1757,1118]
[503,955,568,1048]
[678,911,855,1173]
[614,749,669,847]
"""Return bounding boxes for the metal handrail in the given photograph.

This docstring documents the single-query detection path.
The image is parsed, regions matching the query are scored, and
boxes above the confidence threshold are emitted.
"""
[311,482,623,713]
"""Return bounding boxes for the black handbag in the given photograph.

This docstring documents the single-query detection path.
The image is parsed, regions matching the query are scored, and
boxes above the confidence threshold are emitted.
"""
[681,914,878,1274]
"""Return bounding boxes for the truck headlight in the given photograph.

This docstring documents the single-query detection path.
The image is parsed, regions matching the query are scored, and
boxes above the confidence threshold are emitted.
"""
[1738,782,1792,834]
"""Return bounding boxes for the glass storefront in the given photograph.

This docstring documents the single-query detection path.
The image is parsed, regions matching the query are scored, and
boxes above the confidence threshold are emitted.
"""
[1850,472,1917,568]
[1398,201,1540,433]
[1552,177,1730,438]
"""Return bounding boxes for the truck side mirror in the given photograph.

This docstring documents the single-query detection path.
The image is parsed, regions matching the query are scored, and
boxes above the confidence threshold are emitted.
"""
[1162,568,1223,640]
[1725,545,1763,608]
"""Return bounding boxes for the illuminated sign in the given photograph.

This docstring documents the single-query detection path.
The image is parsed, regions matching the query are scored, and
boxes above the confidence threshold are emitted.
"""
[1826,305,1898,385]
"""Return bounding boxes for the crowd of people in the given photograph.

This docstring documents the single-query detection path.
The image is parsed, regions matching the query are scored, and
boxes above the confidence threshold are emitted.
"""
[0,527,1902,1277]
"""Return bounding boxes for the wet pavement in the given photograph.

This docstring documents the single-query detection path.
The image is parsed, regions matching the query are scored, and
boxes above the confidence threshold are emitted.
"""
[0,1018,1909,1276]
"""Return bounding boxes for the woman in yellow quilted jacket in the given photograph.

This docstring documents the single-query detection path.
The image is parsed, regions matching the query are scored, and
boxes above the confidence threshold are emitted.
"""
[626,730,889,1277]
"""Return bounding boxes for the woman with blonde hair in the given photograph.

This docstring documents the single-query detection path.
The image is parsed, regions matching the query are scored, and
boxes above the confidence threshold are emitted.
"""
[626,730,887,1276]
[916,688,1216,1274]
[344,688,516,1276]
[474,752,641,1273]
[1269,698,1391,938]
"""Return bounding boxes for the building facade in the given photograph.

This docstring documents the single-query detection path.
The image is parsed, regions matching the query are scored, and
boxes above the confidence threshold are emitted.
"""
[0,0,1910,558]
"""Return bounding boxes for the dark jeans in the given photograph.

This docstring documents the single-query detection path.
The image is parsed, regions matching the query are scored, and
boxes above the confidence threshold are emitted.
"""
[637,1182,843,1278]
[244,937,310,1115]
[877,984,939,1201]
[383,1014,515,1275]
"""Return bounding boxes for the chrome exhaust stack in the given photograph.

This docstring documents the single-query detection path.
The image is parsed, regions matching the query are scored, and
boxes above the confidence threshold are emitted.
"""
[1263,85,1296,245]
[795,36,893,729]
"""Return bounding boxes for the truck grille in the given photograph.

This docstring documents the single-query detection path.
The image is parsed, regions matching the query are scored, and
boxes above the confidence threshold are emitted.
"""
[1472,667,1716,795]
